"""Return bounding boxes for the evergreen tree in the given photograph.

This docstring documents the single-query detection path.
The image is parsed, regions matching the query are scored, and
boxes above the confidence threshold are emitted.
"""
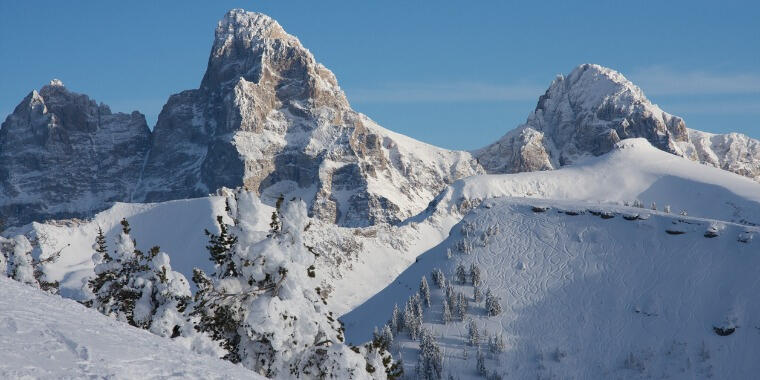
[488,334,505,353]
[192,195,363,377]
[445,284,456,312]
[417,328,443,380]
[456,292,469,321]
[473,285,482,303]
[94,226,108,261]
[390,303,401,332]
[476,348,487,375]
[204,216,238,279]
[89,219,148,326]
[143,248,192,338]
[442,299,452,324]
[455,264,466,284]
[469,263,481,287]
[468,319,480,346]
[432,268,446,288]
[404,294,424,341]
[87,220,191,335]
[2,235,38,287]
[372,324,394,352]
[420,276,431,308]
[485,289,503,317]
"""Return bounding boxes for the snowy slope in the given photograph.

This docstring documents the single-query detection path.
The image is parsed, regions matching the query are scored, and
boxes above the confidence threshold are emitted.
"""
[440,139,760,225]
[0,276,260,379]
[19,139,760,316]
[343,198,760,379]
[17,189,441,316]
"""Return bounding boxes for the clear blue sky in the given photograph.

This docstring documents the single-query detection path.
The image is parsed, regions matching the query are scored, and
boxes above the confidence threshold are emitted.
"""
[1,1,758,150]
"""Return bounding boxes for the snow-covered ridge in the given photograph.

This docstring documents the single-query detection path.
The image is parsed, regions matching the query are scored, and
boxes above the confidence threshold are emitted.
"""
[476,64,760,183]
[440,138,760,225]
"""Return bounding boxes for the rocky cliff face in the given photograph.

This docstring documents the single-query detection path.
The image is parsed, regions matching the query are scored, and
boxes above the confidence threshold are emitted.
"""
[133,9,483,226]
[476,64,760,182]
[0,80,151,226]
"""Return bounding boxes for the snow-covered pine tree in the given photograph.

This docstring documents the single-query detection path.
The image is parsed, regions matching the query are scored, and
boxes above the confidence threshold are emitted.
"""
[455,264,466,284]
[191,192,374,377]
[412,293,424,320]
[432,268,445,289]
[442,299,452,324]
[204,215,238,279]
[664,205,671,213]
[94,226,108,262]
[390,303,401,332]
[476,348,487,375]
[142,248,193,338]
[2,235,38,287]
[368,323,403,379]
[488,334,505,353]
[89,218,146,326]
[417,328,443,380]
[468,319,479,346]
[404,296,422,340]
[445,284,456,311]
[420,276,431,308]
[473,285,482,303]
[456,292,468,321]
[88,219,192,337]
[469,263,481,286]
[485,289,503,317]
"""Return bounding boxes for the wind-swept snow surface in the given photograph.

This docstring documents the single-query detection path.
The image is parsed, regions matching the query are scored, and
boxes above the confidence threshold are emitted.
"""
[439,139,760,225]
[343,198,760,378]
[0,276,260,379]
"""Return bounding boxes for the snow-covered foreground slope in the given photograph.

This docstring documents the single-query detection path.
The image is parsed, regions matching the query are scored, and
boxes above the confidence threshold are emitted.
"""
[0,276,260,379]
[343,198,760,378]
[19,189,449,316]
[438,139,760,225]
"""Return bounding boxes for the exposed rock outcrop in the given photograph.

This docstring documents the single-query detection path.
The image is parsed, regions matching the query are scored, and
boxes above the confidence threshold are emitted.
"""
[0,80,150,225]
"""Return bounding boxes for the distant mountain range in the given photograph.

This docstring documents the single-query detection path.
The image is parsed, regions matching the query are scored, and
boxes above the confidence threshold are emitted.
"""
[2,9,758,228]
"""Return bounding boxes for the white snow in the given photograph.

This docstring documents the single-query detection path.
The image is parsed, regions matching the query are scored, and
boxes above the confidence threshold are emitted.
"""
[0,276,261,379]
[438,138,760,225]
[343,198,760,378]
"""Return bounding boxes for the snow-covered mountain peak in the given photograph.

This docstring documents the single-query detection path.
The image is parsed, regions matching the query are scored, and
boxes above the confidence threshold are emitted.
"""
[215,9,291,44]
[48,78,65,87]
[476,63,760,183]
[137,9,482,226]
[553,63,650,112]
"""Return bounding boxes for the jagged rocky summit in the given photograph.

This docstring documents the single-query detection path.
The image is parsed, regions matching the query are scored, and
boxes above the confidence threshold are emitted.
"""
[0,80,150,226]
[0,10,482,227]
[475,63,760,181]
[134,9,483,226]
